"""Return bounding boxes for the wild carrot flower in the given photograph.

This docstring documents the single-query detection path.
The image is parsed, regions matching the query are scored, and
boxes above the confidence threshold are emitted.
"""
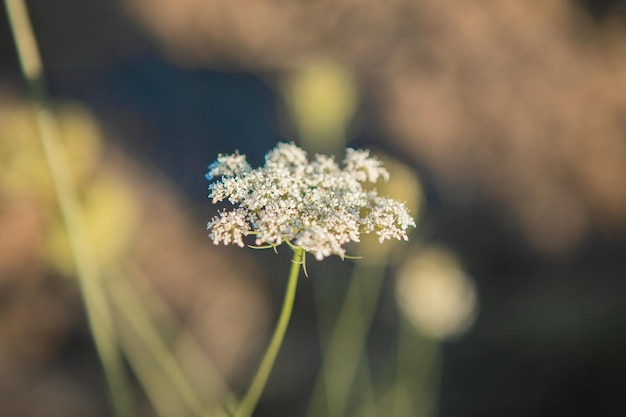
[206,142,416,260]
[206,142,415,417]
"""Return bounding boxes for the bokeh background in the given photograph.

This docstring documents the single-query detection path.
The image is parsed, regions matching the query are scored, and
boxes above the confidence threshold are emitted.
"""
[2,0,626,416]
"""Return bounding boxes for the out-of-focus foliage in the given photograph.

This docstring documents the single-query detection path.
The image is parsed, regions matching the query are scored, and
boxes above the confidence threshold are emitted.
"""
[280,59,358,156]
[0,96,139,275]
[0,91,272,416]
[0,97,100,202]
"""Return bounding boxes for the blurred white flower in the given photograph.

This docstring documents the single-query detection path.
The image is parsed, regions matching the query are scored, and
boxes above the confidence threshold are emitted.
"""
[396,247,477,340]
[206,142,415,260]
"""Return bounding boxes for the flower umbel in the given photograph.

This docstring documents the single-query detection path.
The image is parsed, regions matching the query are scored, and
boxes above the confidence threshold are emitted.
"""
[206,142,416,260]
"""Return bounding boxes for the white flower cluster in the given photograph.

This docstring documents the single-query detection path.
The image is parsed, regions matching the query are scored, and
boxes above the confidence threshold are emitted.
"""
[206,142,416,260]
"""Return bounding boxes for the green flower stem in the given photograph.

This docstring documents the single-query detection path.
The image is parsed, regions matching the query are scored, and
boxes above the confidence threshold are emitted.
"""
[3,1,132,416]
[236,248,303,417]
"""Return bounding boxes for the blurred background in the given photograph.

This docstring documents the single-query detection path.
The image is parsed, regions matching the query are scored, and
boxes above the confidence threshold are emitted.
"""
[1,0,626,416]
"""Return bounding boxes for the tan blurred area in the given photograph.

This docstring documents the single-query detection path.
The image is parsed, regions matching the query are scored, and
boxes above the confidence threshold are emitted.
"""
[124,0,626,255]
[0,89,270,416]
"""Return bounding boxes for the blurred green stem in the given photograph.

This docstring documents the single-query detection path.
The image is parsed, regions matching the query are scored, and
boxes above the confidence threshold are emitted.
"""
[124,264,238,410]
[393,316,442,417]
[107,267,217,417]
[4,1,132,416]
[307,259,386,417]
[236,248,303,417]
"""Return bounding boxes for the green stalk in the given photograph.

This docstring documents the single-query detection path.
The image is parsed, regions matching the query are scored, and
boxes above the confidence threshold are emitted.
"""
[236,248,303,417]
[3,1,132,416]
